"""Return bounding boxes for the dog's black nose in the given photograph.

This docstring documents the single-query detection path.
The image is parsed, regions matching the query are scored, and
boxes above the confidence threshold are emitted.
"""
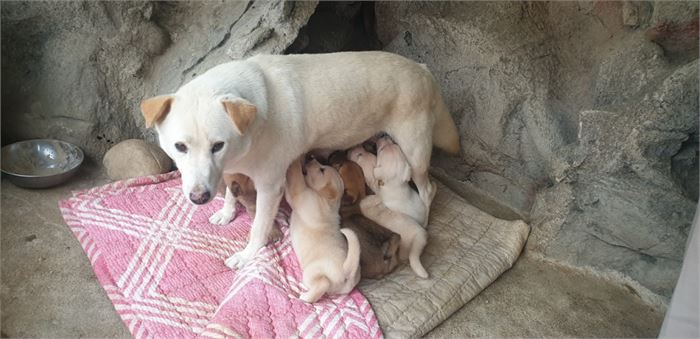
[189,190,211,205]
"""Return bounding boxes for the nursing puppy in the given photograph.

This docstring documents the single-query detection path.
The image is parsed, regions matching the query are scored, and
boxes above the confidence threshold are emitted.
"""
[360,195,429,278]
[347,145,380,194]
[374,136,429,226]
[140,51,460,268]
[344,147,429,278]
[219,173,282,243]
[329,151,401,279]
[285,158,361,303]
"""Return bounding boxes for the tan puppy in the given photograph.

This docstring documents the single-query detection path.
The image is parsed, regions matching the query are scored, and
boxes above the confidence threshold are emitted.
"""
[220,173,282,243]
[328,151,401,279]
[374,136,429,226]
[285,158,361,303]
[222,173,257,215]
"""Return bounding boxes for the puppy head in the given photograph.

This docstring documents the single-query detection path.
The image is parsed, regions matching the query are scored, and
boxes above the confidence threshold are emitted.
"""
[375,135,395,153]
[303,158,344,206]
[141,92,258,205]
[225,173,255,197]
[348,145,377,168]
[374,139,411,184]
[330,157,367,206]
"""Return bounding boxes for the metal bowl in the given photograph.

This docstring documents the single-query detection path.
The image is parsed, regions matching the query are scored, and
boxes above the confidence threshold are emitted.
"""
[1,139,84,188]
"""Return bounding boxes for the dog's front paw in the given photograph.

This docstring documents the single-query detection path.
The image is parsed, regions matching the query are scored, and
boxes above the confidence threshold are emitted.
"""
[209,208,235,225]
[224,251,251,269]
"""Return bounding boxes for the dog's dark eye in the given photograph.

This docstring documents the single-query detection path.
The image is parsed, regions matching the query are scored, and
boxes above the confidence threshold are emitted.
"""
[320,167,325,173]
[211,142,225,154]
[175,142,188,153]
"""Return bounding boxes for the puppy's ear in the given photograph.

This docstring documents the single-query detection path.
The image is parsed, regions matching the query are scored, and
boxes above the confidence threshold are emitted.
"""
[318,183,339,201]
[398,161,412,182]
[222,98,257,135]
[141,95,174,128]
[341,190,356,206]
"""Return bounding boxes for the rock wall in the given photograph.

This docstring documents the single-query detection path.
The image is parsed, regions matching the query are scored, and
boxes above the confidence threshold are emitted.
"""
[375,1,698,298]
[1,0,317,158]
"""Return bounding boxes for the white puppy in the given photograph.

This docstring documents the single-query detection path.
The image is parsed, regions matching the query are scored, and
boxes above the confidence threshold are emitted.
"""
[140,52,460,268]
[359,195,429,278]
[374,136,430,226]
[349,139,430,278]
[285,158,361,303]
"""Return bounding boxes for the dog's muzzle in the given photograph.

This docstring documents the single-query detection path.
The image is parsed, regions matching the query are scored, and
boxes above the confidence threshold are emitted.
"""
[189,188,212,205]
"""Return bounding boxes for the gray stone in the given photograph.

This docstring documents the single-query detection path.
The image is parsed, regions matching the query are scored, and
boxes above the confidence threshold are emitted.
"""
[646,1,699,60]
[375,1,698,298]
[1,0,318,159]
[102,139,172,181]
[623,1,640,27]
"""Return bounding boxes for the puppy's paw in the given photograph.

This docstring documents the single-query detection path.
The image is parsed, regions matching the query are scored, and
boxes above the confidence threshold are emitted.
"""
[267,226,283,243]
[209,208,235,225]
[224,251,251,269]
[244,226,283,244]
[299,291,317,304]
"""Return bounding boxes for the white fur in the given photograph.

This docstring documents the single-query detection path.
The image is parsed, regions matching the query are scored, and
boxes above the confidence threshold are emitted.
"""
[149,52,457,268]
[359,195,429,278]
[347,146,379,193]
[285,159,361,303]
[373,136,430,226]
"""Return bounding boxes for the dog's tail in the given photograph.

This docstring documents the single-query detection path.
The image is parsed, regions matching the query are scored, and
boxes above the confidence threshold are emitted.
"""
[409,229,429,278]
[432,93,461,155]
[340,228,361,278]
[300,276,331,303]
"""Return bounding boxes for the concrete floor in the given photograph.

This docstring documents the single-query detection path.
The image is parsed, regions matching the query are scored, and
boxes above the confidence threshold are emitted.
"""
[1,164,665,338]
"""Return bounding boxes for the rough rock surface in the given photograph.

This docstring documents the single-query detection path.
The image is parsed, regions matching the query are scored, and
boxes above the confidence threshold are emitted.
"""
[1,0,318,159]
[102,139,172,180]
[375,1,698,298]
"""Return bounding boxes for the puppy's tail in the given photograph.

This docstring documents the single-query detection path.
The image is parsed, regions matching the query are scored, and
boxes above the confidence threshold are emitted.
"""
[409,229,429,279]
[300,276,330,303]
[432,93,461,155]
[340,228,361,278]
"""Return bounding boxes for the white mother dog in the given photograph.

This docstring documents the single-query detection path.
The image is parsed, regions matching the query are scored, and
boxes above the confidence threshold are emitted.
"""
[141,51,460,269]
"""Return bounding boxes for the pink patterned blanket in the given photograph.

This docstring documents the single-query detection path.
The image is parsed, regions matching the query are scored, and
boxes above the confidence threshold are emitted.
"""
[59,172,381,339]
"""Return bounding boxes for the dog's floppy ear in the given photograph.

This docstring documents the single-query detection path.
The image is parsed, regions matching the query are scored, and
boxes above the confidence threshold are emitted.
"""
[141,95,174,128]
[222,98,257,135]
[341,189,356,206]
[318,182,339,201]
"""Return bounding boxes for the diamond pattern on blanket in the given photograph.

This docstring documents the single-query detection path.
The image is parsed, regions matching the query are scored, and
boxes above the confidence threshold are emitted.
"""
[59,172,381,339]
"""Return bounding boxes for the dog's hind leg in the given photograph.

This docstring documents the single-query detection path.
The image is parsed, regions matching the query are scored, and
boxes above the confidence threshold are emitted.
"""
[408,228,429,278]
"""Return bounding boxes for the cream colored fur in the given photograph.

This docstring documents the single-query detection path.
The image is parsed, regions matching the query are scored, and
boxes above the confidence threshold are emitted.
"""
[141,51,459,268]
[359,195,429,278]
[374,136,430,226]
[285,158,361,303]
[347,146,380,193]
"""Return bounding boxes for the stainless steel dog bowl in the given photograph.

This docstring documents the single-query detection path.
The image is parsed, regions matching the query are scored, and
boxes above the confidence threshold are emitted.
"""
[1,139,84,188]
